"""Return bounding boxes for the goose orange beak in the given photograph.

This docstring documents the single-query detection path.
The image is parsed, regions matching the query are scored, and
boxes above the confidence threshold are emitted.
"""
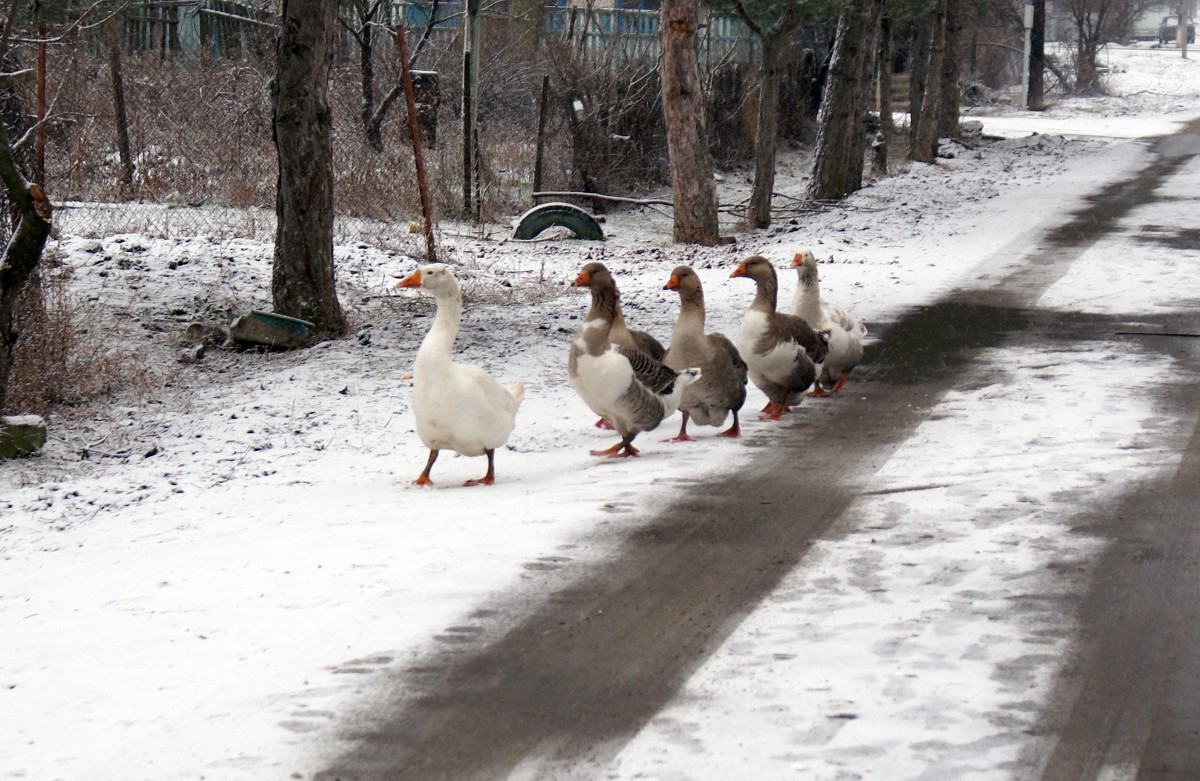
[573,270,590,286]
[730,262,748,278]
[664,274,680,290]
[396,269,422,288]
[791,253,804,267]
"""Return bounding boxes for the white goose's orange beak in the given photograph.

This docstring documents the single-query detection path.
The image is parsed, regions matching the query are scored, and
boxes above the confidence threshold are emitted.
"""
[396,269,422,288]
[573,269,591,287]
[791,253,805,267]
[664,274,680,290]
[730,262,748,278]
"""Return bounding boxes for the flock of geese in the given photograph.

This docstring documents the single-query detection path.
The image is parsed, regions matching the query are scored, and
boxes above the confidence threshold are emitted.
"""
[395,249,867,487]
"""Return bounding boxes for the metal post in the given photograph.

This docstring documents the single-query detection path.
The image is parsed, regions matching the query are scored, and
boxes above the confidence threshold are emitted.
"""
[396,26,437,262]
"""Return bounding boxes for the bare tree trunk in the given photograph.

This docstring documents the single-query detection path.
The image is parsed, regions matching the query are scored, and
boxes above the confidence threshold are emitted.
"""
[737,2,807,228]
[271,0,346,335]
[910,0,947,163]
[106,18,133,190]
[856,2,882,142]
[357,2,381,152]
[660,0,722,244]
[807,0,880,202]
[747,41,783,228]
[937,0,961,140]
[908,17,930,137]
[872,16,893,178]
[364,3,439,153]
[0,68,52,410]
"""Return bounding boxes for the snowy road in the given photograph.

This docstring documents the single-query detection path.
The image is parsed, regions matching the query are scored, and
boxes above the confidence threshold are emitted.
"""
[312,128,1200,780]
[6,47,1200,781]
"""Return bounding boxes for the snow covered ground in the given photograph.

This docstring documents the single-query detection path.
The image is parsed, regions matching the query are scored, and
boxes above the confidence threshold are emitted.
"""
[3,44,1200,780]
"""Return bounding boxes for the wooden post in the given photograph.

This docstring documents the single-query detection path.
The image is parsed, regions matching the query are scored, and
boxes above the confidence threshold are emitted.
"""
[397,25,437,262]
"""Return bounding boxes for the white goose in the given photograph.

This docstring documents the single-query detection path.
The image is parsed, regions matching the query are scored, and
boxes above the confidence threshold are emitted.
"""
[396,263,524,486]
[789,248,867,395]
[663,265,747,440]
[568,263,700,457]
[730,255,829,420]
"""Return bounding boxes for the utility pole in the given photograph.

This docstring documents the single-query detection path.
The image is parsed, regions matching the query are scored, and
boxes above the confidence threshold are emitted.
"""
[1179,0,1189,58]
[462,0,481,218]
[1021,3,1033,109]
[1029,0,1045,110]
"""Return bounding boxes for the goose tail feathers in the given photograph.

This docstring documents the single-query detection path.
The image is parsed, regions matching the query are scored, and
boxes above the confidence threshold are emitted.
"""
[658,368,702,416]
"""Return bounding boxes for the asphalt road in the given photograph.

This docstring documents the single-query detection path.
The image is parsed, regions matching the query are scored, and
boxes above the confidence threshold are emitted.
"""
[316,124,1200,781]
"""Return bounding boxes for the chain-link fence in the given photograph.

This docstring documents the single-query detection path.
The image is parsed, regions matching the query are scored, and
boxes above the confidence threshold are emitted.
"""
[4,2,771,247]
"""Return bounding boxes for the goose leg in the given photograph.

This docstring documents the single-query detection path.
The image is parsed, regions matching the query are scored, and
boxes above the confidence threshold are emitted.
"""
[830,370,851,392]
[594,417,615,430]
[717,410,741,438]
[667,410,693,442]
[760,402,789,420]
[414,449,439,486]
[807,382,831,398]
[464,449,496,487]
[591,436,640,457]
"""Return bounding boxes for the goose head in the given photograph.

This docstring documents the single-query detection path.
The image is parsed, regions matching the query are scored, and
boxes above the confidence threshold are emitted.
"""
[729,254,777,283]
[791,248,820,289]
[573,261,618,296]
[396,263,460,298]
[573,261,621,324]
[731,255,781,311]
[664,265,704,306]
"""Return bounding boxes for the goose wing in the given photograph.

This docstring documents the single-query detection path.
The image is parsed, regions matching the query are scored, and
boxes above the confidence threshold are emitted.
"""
[707,333,748,382]
[776,313,830,365]
[825,302,867,337]
[631,329,667,361]
[616,343,678,394]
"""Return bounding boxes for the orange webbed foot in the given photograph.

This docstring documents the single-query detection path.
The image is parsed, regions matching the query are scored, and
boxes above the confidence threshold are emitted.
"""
[759,402,788,421]
[594,417,615,430]
[591,442,639,458]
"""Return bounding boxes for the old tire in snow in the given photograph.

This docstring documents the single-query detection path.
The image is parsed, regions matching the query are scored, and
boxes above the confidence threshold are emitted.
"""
[511,202,605,241]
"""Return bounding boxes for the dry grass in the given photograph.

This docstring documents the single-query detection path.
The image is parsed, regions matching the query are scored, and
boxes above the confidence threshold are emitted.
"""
[5,251,152,416]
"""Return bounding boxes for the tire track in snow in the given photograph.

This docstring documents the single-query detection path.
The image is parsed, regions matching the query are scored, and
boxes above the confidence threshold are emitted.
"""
[315,124,1200,781]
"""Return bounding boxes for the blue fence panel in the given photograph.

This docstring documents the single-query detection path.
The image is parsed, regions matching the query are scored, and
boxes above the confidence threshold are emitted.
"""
[403,3,756,66]
[400,1,462,29]
[540,6,754,65]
